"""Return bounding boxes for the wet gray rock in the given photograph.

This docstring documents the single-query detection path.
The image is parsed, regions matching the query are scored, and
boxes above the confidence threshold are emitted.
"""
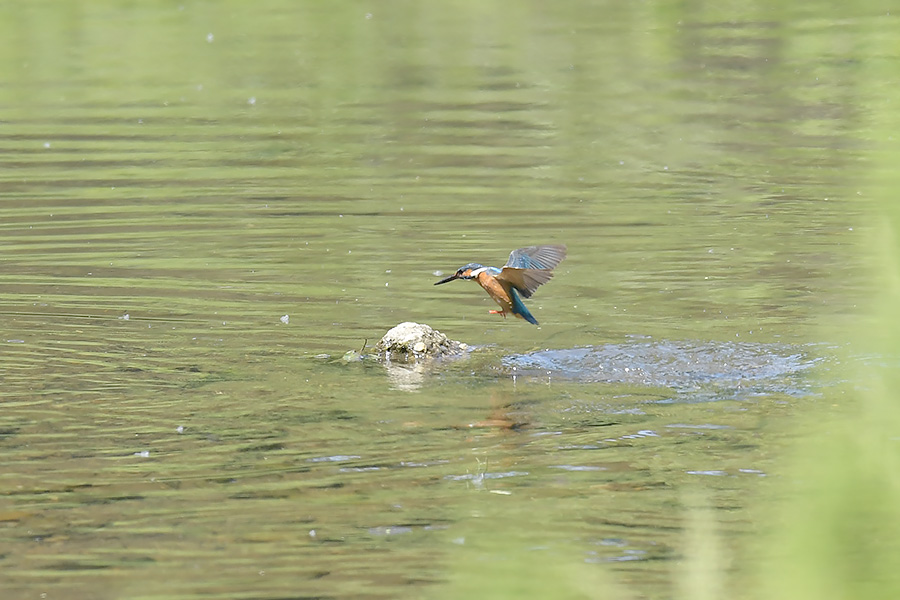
[375,322,467,361]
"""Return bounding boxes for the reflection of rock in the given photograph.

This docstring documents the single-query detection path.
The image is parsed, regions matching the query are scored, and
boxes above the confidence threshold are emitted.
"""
[375,322,467,362]
[384,361,426,392]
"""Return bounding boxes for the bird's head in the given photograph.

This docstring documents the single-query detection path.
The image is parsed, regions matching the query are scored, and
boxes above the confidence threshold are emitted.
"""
[434,263,485,285]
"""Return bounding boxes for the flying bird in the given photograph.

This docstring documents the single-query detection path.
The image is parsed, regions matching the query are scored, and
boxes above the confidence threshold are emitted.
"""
[434,245,567,325]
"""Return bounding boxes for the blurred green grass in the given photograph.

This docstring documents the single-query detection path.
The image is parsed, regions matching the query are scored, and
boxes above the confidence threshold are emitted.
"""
[754,147,900,599]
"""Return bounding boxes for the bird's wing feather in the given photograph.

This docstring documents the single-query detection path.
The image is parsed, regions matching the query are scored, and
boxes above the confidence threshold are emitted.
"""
[496,267,553,298]
[497,245,567,298]
[505,245,567,271]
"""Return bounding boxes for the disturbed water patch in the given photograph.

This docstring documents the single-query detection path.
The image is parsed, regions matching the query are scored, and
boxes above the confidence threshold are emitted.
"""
[504,340,823,402]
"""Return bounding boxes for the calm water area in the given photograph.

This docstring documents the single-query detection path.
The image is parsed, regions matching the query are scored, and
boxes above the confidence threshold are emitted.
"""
[0,2,896,598]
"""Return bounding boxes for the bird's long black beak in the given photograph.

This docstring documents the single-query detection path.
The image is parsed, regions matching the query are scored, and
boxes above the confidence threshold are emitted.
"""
[434,273,459,285]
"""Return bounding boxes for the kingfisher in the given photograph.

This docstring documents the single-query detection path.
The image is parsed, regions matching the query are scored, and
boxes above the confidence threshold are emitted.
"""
[434,245,567,325]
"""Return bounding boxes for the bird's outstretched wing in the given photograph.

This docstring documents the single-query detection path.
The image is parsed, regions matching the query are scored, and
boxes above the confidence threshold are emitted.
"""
[497,245,567,298]
[505,245,567,271]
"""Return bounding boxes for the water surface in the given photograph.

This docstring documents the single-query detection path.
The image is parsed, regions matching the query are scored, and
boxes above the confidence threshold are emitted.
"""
[0,2,890,598]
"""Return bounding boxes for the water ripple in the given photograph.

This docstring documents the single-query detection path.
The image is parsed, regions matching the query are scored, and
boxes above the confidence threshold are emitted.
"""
[505,340,822,402]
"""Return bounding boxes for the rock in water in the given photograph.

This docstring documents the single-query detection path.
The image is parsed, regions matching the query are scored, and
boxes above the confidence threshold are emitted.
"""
[375,322,466,361]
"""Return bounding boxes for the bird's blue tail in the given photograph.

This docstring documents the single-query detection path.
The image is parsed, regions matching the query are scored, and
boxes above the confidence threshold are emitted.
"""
[509,288,539,325]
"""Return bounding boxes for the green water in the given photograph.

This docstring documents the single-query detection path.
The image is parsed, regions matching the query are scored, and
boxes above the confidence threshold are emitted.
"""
[0,2,893,598]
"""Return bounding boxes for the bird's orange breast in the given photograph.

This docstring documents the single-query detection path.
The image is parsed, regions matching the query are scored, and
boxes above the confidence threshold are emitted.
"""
[475,271,513,312]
